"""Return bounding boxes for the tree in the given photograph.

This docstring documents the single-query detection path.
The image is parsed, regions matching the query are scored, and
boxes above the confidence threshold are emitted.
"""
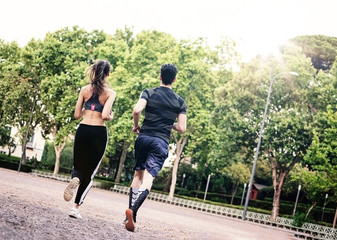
[213,44,317,220]
[302,57,337,227]
[290,35,337,71]
[0,39,49,164]
[224,162,250,204]
[254,48,318,221]
[264,107,312,220]
[41,141,74,170]
[304,106,337,227]
[39,26,106,175]
[290,164,329,219]
[212,56,267,171]
[0,125,15,155]
[167,38,237,201]
[0,40,21,124]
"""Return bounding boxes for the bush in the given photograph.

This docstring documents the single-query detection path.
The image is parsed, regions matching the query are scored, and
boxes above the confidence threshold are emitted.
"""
[292,212,307,227]
[0,154,20,162]
[175,188,192,197]
[41,141,74,169]
[152,183,166,192]
[258,186,274,199]
[0,155,32,173]
[95,175,115,182]
[97,180,115,190]
[248,199,273,210]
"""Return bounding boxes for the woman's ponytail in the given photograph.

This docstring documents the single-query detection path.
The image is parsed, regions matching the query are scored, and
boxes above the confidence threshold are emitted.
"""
[87,60,111,95]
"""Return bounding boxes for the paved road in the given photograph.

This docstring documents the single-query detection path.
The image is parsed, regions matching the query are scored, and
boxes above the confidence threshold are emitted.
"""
[0,168,299,240]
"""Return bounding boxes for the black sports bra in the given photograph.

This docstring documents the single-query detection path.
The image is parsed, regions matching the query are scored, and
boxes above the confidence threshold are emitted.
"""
[84,93,104,113]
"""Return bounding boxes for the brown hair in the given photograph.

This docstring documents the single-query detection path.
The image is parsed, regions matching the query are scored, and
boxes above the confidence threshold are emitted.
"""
[87,60,111,95]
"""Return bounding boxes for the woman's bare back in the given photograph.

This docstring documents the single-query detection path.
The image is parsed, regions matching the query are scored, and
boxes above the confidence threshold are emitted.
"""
[78,85,115,126]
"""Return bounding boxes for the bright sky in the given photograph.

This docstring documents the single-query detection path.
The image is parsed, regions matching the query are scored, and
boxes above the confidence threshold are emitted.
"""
[1,0,337,61]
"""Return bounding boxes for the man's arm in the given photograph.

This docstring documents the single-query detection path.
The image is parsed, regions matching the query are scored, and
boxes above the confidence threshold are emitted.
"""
[173,113,187,133]
[132,98,147,134]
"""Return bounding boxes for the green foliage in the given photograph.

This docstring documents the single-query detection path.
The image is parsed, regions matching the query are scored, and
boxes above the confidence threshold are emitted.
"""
[40,141,73,169]
[0,125,14,151]
[39,27,103,143]
[258,186,274,199]
[96,179,115,190]
[0,40,47,146]
[224,162,250,184]
[290,35,337,71]
[290,164,329,205]
[254,159,272,185]
[177,163,203,191]
[0,154,31,172]
[304,106,337,204]
[292,212,308,227]
[213,44,320,219]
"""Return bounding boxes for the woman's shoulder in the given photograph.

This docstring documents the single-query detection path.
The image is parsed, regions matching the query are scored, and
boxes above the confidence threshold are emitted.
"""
[81,84,91,92]
[104,87,116,97]
[79,85,92,99]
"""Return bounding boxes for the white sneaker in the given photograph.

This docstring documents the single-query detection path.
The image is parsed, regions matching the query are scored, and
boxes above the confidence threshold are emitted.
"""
[69,207,82,219]
[64,177,80,202]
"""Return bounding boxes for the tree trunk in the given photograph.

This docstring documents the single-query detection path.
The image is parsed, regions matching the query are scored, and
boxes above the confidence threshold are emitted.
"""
[270,166,289,221]
[196,182,201,198]
[333,206,337,228]
[108,163,115,178]
[53,142,66,176]
[167,136,187,202]
[305,201,317,219]
[163,174,172,192]
[114,141,130,183]
[168,154,180,201]
[21,98,36,165]
[7,142,15,157]
[231,182,239,205]
[269,153,299,221]
[21,144,27,165]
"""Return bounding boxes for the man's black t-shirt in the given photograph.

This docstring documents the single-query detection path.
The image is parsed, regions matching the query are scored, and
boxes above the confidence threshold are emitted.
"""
[139,86,187,143]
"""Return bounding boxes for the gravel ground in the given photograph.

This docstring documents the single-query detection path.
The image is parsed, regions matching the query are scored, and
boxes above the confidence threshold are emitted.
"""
[0,168,299,240]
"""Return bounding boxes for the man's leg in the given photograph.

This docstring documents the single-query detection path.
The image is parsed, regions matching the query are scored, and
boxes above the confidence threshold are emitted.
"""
[138,169,154,191]
[125,169,153,231]
[124,170,143,223]
[131,170,144,188]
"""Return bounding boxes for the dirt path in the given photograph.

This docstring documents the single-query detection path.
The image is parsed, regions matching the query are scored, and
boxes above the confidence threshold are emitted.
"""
[0,168,298,240]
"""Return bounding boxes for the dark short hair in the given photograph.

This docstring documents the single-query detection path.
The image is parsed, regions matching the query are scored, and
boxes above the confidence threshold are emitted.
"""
[161,64,178,85]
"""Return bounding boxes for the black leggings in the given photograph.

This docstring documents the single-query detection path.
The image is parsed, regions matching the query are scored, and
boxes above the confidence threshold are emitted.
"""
[72,124,107,205]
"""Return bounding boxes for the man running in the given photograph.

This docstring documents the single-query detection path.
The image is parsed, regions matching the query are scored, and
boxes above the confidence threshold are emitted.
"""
[124,63,187,231]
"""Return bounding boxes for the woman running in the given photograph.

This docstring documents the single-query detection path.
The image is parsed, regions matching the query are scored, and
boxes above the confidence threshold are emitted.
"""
[63,59,116,219]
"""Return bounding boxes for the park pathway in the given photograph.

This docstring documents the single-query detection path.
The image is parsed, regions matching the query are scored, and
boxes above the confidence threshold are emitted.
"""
[0,168,300,240]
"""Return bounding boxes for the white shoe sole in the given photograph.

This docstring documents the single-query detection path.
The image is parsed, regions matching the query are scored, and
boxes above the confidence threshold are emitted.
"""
[63,177,80,202]
[69,208,82,219]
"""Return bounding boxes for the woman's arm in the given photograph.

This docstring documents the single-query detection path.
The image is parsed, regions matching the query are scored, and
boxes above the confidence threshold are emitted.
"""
[74,88,85,120]
[102,89,117,121]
